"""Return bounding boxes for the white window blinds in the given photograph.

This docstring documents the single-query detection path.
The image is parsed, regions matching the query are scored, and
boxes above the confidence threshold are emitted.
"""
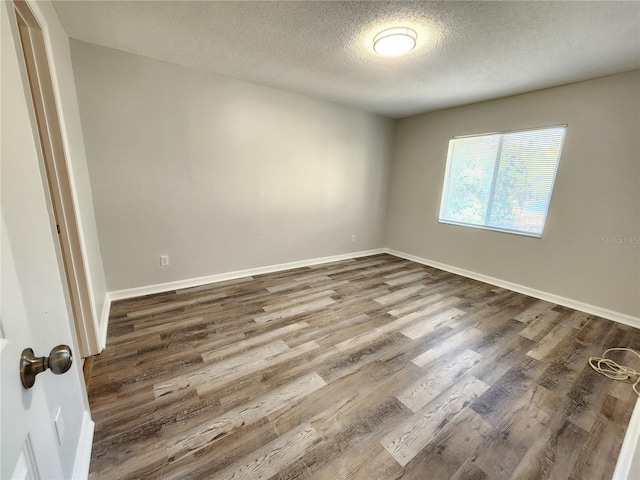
[439,125,566,237]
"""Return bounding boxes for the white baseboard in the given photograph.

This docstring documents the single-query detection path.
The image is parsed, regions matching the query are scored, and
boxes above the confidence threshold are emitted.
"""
[100,249,385,349]
[614,396,640,480]
[71,410,94,480]
[384,248,640,329]
[102,247,638,329]
[98,293,111,351]
[107,249,386,302]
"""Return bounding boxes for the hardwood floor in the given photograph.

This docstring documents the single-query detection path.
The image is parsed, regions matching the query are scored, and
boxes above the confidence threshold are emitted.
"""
[87,254,640,479]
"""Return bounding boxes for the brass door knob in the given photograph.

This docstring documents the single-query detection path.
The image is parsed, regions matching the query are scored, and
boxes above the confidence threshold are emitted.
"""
[20,345,73,389]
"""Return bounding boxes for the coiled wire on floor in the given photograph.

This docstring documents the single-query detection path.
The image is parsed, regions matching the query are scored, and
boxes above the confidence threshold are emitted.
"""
[589,348,640,396]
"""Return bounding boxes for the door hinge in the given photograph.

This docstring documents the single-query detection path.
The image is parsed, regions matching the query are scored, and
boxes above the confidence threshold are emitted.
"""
[56,224,61,234]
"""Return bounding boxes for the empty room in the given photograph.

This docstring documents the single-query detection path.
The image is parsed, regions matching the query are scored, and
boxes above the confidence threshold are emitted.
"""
[2,1,639,479]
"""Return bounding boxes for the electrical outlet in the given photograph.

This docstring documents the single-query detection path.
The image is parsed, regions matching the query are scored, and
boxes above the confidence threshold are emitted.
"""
[160,255,169,266]
[351,235,356,243]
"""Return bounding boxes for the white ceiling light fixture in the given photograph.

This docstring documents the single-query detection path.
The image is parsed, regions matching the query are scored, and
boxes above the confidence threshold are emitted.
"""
[373,27,417,57]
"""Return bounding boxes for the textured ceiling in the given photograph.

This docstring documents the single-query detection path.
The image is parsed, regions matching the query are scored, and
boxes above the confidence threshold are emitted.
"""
[53,1,640,118]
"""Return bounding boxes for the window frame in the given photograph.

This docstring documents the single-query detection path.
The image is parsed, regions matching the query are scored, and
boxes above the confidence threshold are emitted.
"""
[438,124,567,238]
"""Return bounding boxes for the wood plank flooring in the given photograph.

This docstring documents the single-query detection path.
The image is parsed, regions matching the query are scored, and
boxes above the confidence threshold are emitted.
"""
[86,254,640,479]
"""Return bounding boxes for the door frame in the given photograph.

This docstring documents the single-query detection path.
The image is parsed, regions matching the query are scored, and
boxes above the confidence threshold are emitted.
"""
[13,0,99,357]
[1,0,95,476]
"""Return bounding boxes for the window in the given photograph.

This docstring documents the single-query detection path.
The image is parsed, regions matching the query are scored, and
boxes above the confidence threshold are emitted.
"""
[439,125,566,237]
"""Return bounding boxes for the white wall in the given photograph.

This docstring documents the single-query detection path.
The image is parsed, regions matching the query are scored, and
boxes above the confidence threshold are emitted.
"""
[28,1,108,342]
[386,71,640,319]
[69,40,394,292]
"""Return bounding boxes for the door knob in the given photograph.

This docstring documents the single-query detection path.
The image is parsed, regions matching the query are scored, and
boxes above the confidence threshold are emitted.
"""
[20,345,73,389]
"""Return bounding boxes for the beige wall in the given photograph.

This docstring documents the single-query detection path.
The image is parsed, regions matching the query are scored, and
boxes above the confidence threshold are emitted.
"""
[70,41,393,291]
[69,37,638,318]
[386,71,640,318]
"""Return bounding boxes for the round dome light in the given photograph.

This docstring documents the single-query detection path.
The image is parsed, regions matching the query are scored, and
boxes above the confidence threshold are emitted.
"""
[373,27,417,57]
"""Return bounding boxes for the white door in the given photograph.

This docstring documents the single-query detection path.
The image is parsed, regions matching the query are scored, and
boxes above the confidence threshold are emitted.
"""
[1,222,65,479]
[1,1,90,478]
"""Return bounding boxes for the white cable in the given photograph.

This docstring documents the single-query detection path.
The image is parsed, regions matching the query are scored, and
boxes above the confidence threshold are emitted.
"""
[588,348,640,396]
